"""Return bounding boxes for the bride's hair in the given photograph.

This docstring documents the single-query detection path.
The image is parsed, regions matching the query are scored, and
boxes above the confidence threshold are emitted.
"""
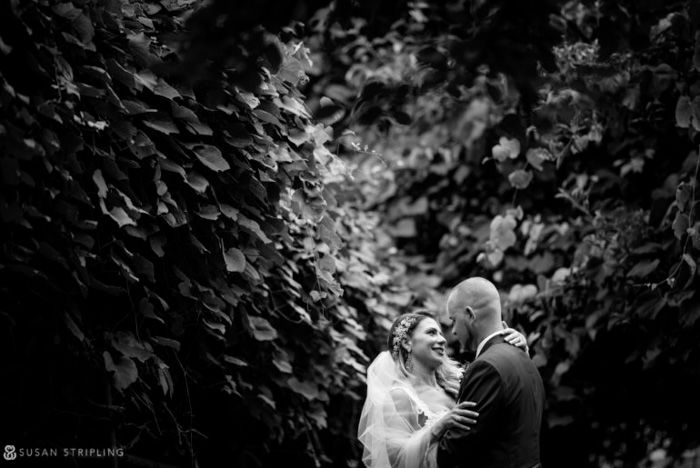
[387,310,464,398]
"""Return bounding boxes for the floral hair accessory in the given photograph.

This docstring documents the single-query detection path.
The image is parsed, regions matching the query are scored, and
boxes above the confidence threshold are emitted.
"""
[392,316,417,356]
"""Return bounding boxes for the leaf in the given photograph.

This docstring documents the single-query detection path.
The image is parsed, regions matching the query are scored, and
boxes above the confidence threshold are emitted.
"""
[133,255,155,282]
[123,100,157,115]
[223,355,248,366]
[220,204,239,220]
[224,247,246,272]
[694,31,700,72]
[287,377,319,400]
[391,218,417,238]
[683,253,697,279]
[529,252,555,274]
[151,336,181,351]
[160,0,197,11]
[65,313,85,342]
[627,259,660,278]
[315,104,345,125]
[691,97,700,132]
[279,95,311,119]
[225,124,253,147]
[253,109,281,126]
[490,214,517,251]
[154,79,180,99]
[149,236,166,258]
[106,59,137,89]
[143,118,179,134]
[73,13,95,44]
[491,137,521,162]
[676,96,691,128]
[129,131,157,159]
[309,290,325,302]
[532,354,548,368]
[248,316,278,341]
[157,365,173,397]
[103,352,138,391]
[551,267,571,284]
[673,212,690,240]
[508,170,533,189]
[92,169,107,198]
[238,215,272,243]
[526,148,551,171]
[53,3,81,19]
[108,207,136,227]
[632,243,663,255]
[508,284,538,303]
[486,249,504,267]
[139,298,164,323]
[185,121,213,136]
[158,158,186,178]
[111,331,155,362]
[253,393,275,410]
[188,144,230,172]
[236,90,260,109]
[676,182,691,210]
[197,205,220,221]
[273,357,292,373]
[186,172,209,193]
[691,222,700,249]
[203,318,226,335]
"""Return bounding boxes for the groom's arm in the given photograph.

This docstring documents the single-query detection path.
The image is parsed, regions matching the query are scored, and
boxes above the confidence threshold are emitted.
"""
[436,360,503,468]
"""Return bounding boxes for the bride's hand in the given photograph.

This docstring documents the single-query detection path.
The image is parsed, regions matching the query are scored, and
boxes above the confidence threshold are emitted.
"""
[430,401,479,440]
[501,322,528,352]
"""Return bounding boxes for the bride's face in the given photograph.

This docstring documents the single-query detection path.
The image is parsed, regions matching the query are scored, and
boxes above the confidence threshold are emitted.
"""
[408,318,447,370]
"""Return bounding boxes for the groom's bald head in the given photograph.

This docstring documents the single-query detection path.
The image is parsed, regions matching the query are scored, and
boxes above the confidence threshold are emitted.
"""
[446,277,503,351]
[447,277,501,319]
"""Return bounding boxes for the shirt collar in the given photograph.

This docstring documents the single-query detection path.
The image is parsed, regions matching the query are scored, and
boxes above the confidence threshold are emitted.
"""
[475,329,505,358]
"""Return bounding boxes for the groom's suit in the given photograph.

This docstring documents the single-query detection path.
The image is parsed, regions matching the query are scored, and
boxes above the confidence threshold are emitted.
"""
[437,335,545,468]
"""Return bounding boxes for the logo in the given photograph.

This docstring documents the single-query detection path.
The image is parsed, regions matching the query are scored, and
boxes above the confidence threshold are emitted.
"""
[3,445,17,461]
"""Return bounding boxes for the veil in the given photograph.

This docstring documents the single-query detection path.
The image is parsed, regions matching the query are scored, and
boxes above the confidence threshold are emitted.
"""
[357,351,438,468]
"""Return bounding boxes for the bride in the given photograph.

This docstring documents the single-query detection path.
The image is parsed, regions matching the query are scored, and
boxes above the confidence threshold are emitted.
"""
[357,310,528,468]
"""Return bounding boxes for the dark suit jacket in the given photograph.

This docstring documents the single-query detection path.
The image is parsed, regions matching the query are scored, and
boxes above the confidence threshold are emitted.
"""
[437,335,545,468]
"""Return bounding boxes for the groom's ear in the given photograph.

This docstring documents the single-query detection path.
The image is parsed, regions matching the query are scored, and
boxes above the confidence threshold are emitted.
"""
[465,306,475,320]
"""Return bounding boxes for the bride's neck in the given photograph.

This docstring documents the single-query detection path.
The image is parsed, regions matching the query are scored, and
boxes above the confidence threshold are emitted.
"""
[410,361,438,387]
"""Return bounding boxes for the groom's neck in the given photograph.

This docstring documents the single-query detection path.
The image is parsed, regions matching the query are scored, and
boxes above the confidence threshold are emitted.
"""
[474,322,503,348]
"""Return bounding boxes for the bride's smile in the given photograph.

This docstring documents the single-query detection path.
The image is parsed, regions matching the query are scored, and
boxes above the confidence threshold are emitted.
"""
[406,318,448,370]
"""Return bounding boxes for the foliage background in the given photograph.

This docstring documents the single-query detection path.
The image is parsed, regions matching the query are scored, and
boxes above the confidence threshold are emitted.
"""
[1,0,700,467]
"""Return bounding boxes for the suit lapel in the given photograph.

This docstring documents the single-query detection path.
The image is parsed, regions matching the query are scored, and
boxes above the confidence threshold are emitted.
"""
[457,335,507,401]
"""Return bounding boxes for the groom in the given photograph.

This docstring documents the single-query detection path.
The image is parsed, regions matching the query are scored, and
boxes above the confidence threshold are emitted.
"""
[437,277,545,468]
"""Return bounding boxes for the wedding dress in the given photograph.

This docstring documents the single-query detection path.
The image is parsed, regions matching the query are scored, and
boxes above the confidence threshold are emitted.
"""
[358,351,452,468]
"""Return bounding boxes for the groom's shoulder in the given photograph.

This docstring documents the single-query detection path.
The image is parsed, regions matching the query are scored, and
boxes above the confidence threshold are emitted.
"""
[481,342,519,359]
[479,343,530,369]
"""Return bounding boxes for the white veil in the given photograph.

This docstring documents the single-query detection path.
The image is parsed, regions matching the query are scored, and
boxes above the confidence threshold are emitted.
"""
[357,351,438,468]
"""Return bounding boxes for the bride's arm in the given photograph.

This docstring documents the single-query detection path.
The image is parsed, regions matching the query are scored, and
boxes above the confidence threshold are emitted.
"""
[389,388,420,430]
[501,322,529,354]
[381,388,431,468]
[382,390,479,468]
[429,401,479,442]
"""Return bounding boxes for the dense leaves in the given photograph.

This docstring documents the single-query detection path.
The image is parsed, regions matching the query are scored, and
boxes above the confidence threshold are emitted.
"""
[0,0,409,466]
[300,0,700,465]
[4,0,700,467]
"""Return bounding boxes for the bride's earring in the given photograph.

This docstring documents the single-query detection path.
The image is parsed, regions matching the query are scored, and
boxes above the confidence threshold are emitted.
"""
[405,350,414,373]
